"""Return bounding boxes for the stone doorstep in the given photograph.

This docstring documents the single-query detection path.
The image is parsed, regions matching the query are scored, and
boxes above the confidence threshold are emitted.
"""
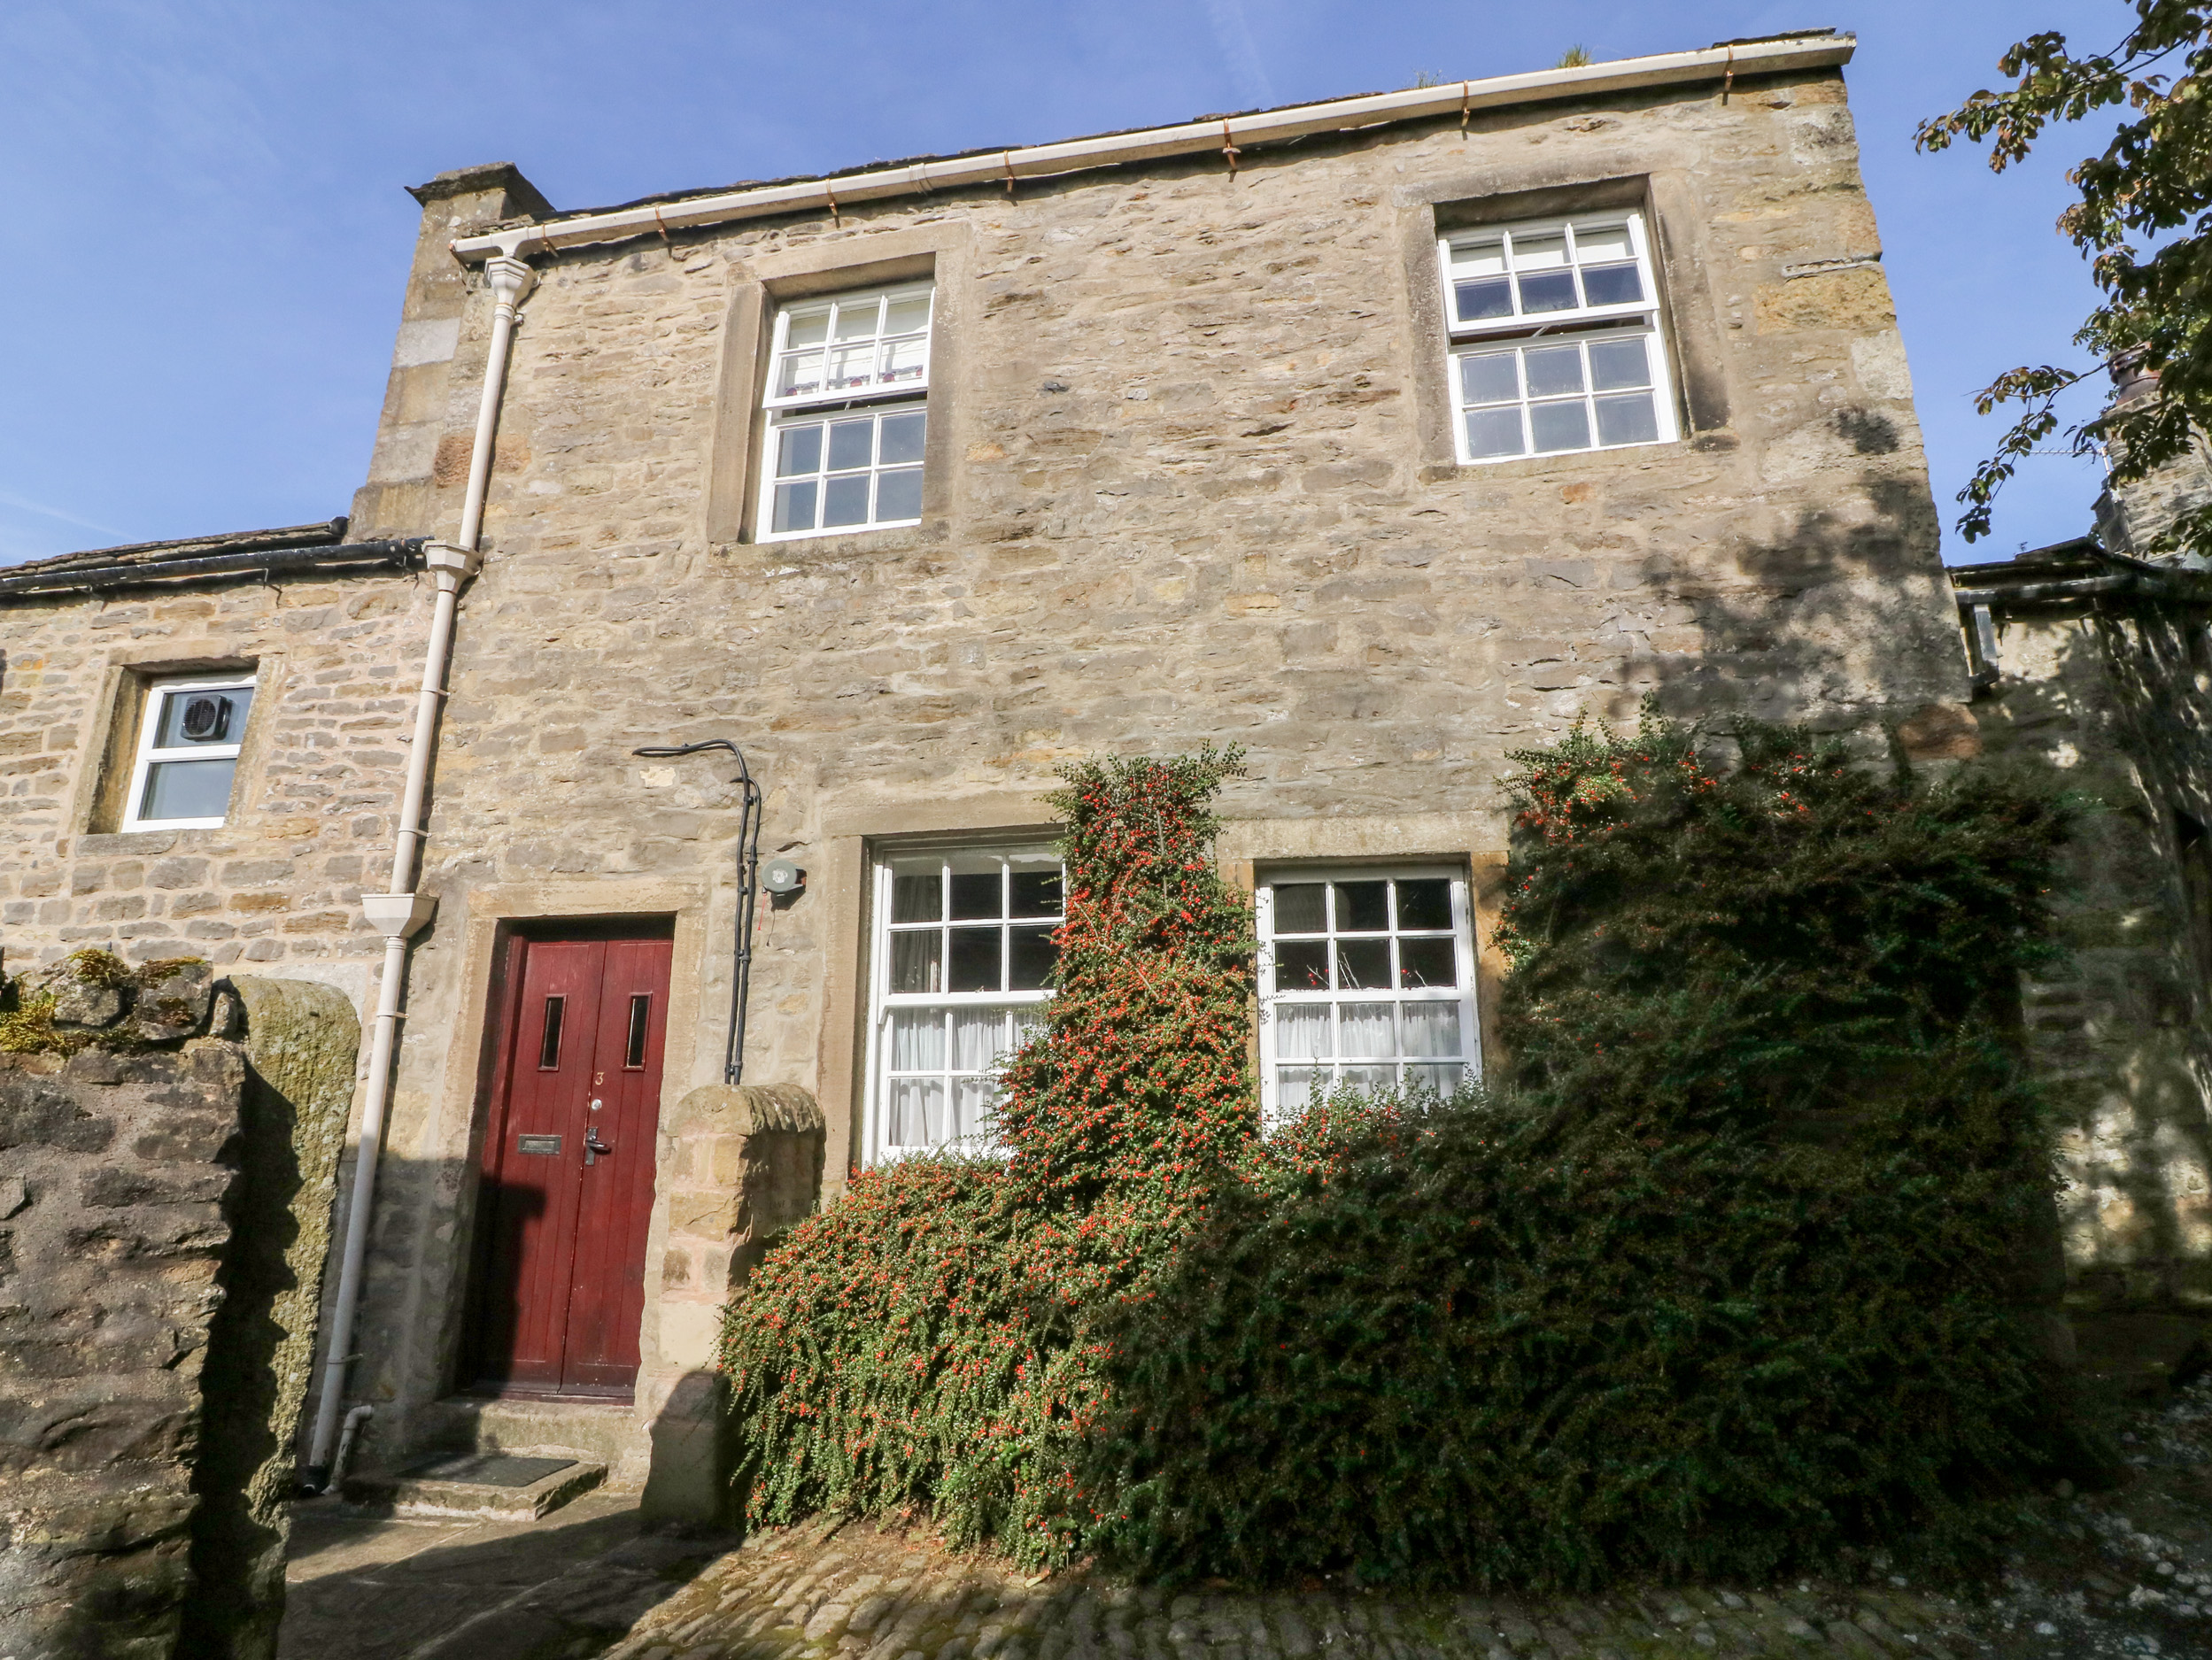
[343,1450,607,1520]
[417,1394,651,1486]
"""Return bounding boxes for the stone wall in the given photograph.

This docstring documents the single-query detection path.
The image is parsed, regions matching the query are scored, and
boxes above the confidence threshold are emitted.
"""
[0,966,359,1660]
[0,564,433,995]
[1972,596,2212,1317]
[639,1081,824,1528]
[0,1038,247,1660]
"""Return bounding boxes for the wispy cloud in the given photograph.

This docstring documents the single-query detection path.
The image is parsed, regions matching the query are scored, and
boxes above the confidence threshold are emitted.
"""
[1204,0,1277,109]
[0,488,120,537]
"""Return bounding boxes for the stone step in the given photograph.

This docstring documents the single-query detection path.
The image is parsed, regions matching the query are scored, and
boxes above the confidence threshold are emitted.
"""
[343,1450,606,1519]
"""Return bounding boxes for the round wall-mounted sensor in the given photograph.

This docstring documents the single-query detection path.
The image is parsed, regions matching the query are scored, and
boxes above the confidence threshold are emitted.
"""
[762,859,805,894]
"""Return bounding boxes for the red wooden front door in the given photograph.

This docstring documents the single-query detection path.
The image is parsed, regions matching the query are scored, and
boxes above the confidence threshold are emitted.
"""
[468,925,673,1397]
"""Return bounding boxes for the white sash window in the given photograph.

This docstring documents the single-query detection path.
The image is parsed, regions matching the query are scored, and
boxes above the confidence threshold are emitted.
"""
[759,282,932,541]
[1440,213,1679,465]
[863,846,1063,1162]
[1257,867,1481,1124]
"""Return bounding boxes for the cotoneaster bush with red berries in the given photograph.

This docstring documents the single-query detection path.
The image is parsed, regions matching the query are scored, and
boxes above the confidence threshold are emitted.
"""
[718,747,1256,1563]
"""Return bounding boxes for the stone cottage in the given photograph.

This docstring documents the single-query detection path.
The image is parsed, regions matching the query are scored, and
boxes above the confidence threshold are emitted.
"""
[3,28,2042,1508]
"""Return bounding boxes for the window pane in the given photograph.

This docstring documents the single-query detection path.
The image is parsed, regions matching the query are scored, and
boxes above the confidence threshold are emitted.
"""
[785,310,830,346]
[1405,1062,1463,1097]
[1336,880,1388,931]
[1450,239,1507,277]
[885,295,932,334]
[890,930,941,994]
[1336,939,1391,991]
[1511,234,1567,270]
[1009,925,1058,991]
[1396,878,1452,930]
[1277,1067,1322,1114]
[1340,1064,1396,1093]
[832,298,882,339]
[948,926,1001,992]
[776,424,822,477]
[879,410,927,465]
[1574,224,1633,261]
[1013,1005,1048,1048]
[777,351,824,398]
[1588,337,1651,391]
[827,343,876,390]
[1339,1002,1396,1057]
[1524,345,1585,399]
[1402,1001,1461,1057]
[949,871,1002,920]
[823,474,870,527]
[1272,883,1327,934]
[891,1008,946,1069]
[1453,278,1512,321]
[876,468,924,522]
[1275,938,1328,991]
[952,1007,1003,1070]
[827,419,875,472]
[772,480,817,533]
[1009,868,1063,917]
[625,994,651,1068]
[1518,270,1579,313]
[155,686,252,746]
[892,869,942,923]
[1398,938,1458,990]
[538,996,566,1069]
[1459,351,1519,406]
[1596,392,1660,447]
[1277,1003,1332,1060]
[1530,401,1592,453]
[139,758,236,822]
[880,336,928,383]
[1580,264,1644,306]
[890,1078,943,1146]
[1465,408,1524,459]
[954,1076,994,1142]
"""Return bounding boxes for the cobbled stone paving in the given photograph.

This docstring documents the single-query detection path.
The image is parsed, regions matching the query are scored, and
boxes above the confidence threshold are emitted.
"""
[604,1521,1988,1660]
[282,1380,2212,1660]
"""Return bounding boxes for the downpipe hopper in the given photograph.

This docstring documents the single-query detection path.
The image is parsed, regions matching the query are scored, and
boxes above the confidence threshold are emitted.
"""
[421,540,483,594]
[361,892,437,940]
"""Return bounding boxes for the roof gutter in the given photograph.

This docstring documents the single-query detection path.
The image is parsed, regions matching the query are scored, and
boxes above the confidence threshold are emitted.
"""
[0,538,426,599]
[451,33,1854,262]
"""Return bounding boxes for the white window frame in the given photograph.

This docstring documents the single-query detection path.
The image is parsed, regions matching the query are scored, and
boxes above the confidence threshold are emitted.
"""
[861,845,1064,1164]
[1257,864,1481,1128]
[757,281,934,544]
[1438,211,1681,466]
[119,672,257,832]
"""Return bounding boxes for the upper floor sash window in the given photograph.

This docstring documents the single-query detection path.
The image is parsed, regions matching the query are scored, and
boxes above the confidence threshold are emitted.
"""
[1439,212,1680,466]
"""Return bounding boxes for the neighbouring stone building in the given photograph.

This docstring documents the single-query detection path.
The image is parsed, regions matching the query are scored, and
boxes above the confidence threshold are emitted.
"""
[13,27,2185,1552]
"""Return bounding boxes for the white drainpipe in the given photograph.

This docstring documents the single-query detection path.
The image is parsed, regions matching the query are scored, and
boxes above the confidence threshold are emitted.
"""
[306,250,538,1485]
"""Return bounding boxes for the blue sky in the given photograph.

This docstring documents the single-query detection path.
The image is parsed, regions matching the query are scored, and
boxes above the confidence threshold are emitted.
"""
[0,1,2119,565]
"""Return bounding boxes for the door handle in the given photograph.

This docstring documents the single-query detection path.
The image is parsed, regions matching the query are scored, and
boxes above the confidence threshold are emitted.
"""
[584,1099,612,1165]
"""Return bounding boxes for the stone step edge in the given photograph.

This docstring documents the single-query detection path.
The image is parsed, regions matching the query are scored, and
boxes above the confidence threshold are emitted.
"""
[342,1455,607,1519]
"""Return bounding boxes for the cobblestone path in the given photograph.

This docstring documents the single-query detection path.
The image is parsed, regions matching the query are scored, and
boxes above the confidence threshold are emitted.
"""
[605,1518,1991,1660]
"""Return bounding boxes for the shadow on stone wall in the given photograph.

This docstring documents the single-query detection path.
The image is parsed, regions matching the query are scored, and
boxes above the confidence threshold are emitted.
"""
[1624,472,1967,744]
[180,980,360,1660]
[1973,609,2212,1368]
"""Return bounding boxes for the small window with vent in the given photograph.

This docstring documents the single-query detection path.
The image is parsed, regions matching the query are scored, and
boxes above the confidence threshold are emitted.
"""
[120,674,257,831]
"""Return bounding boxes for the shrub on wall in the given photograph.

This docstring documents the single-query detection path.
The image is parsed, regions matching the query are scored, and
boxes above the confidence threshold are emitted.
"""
[718,748,1256,1562]
[1070,713,2090,1588]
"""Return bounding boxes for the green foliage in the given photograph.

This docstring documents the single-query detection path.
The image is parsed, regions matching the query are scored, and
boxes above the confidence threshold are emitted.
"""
[0,950,203,1055]
[1067,713,2087,1588]
[719,748,1256,1563]
[1916,3,2212,548]
[723,718,2085,1589]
